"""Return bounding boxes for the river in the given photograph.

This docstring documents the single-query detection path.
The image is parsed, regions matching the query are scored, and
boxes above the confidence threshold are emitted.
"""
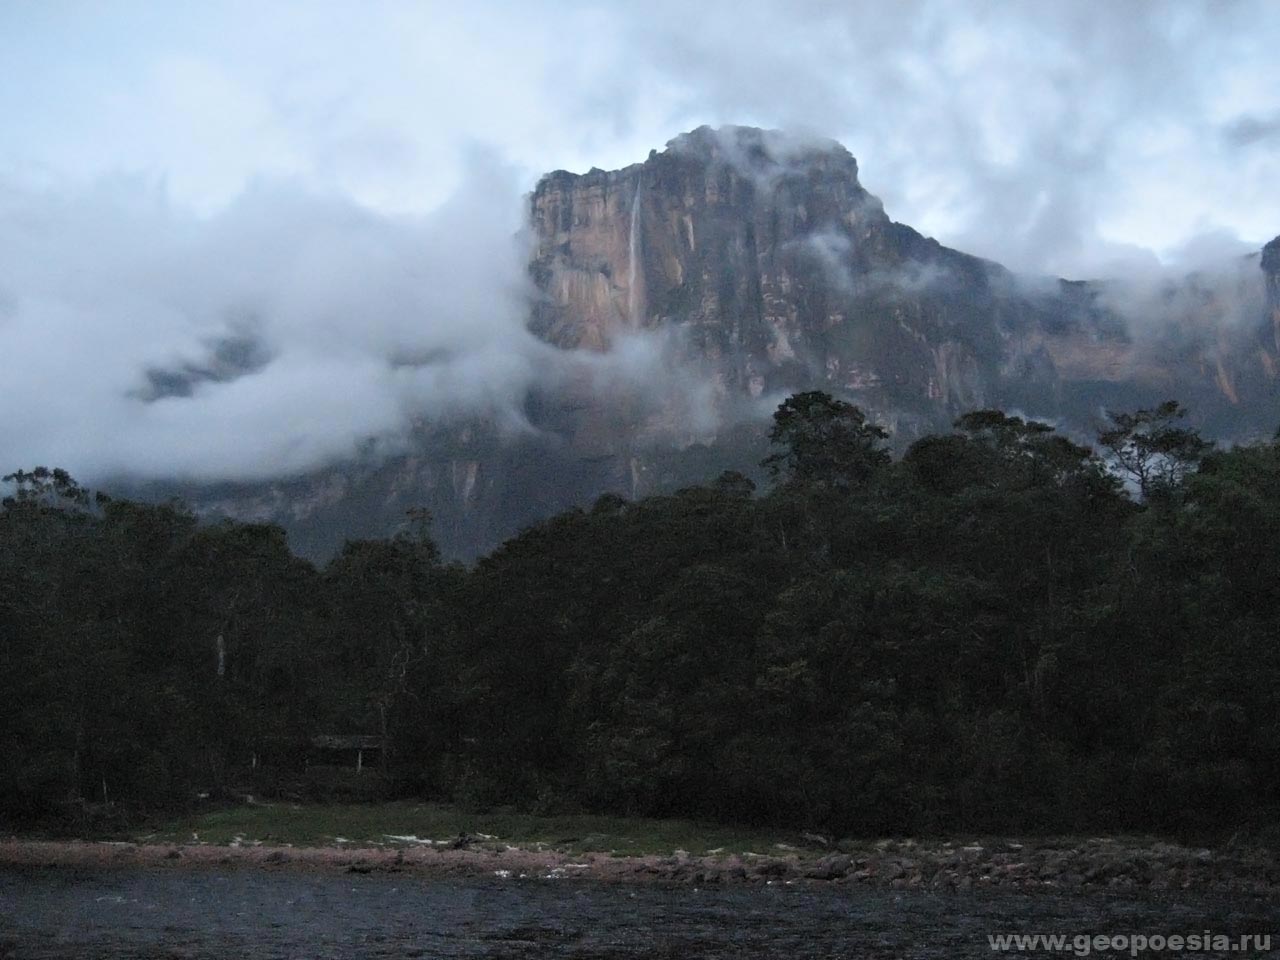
[1,866,1276,958]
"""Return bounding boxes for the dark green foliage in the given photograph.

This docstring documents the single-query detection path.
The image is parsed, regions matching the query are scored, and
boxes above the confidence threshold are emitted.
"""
[1097,400,1213,500]
[763,391,890,490]
[1,392,1276,839]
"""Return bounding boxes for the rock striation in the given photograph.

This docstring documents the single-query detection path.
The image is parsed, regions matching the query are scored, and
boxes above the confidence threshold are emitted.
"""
[529,125,1280,439]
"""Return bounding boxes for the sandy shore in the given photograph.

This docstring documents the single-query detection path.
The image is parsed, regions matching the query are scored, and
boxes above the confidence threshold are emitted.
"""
[2,836,1276,894]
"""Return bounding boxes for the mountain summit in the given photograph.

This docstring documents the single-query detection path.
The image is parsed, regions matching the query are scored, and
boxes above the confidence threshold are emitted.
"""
[530,125,1279,438]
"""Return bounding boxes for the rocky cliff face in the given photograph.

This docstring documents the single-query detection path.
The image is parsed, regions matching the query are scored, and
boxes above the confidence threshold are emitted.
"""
[529,125,1280,439]
[530,127,1008,429]
[1264,236,1280,351]
[172,127,1280,560]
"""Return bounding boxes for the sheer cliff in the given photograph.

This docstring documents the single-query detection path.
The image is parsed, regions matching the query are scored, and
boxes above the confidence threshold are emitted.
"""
[528,125,1279,438]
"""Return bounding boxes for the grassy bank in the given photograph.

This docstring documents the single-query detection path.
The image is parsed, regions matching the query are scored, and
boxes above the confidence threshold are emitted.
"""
[139,802,807,857]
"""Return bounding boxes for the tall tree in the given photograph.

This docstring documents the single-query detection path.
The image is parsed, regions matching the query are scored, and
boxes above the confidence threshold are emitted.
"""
[763,392,890,490]
[1097,400,1211,500]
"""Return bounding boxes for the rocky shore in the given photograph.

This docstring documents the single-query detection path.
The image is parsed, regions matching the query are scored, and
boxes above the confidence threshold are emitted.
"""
[2,836,1276,895]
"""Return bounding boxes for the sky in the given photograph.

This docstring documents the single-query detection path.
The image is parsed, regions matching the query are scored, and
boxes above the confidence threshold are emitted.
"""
[1,0,1279,480]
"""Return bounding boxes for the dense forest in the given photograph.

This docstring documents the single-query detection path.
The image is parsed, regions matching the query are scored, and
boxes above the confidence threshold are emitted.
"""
[2,393,1278,839]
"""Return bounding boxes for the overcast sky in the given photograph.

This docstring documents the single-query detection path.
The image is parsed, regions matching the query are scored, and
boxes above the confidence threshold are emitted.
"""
[2,0,1278,480]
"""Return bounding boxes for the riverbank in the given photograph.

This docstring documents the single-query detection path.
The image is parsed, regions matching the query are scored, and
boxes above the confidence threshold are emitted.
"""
[2,833,1276,894]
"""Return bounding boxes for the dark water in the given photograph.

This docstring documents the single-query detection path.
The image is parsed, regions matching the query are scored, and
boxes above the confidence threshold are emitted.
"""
[0,867,1276,958]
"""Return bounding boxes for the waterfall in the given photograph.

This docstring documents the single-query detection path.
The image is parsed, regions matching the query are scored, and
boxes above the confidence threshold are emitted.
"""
[627,178,644,327]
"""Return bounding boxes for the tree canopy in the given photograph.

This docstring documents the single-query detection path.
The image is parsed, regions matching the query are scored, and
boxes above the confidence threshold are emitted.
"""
[2,393,1276,839]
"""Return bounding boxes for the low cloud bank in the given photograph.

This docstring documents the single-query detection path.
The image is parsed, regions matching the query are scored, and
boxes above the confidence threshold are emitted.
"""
[0,155,564,481]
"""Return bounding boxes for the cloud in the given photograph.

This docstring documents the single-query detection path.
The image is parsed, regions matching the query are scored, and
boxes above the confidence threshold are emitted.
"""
[5,1,1278,276]
[1223,113,1280,148]
[1095,239,1267,354]
[604,0,1280,277]
[795,230,856,294]
[0,151,556,481]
